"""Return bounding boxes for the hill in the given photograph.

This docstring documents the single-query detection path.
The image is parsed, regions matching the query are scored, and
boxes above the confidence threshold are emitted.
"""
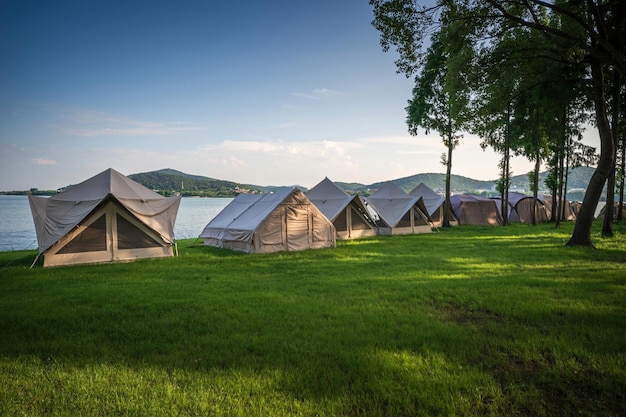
[335,166,597,198]
[128,169,255,197]
[128,169,305,196]
[126,167,596,199]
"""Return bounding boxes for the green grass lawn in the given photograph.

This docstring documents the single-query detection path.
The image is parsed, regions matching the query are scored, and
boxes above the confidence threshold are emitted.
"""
[1,222,625,416]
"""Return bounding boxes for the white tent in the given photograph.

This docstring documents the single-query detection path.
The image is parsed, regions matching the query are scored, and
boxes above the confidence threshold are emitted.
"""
[409,182,458,227]
[307,177,377,239]
[28,168,181,267]
[200,188,335,253]
[363,182,432,235]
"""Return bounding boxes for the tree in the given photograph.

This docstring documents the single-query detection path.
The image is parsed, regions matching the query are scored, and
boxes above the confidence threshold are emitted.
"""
[405,11,469,227]
[370,0,626,246]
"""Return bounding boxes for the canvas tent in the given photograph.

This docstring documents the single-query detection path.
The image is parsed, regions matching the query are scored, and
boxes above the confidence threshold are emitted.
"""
[596,202,626,219]
[450,194,503,225]
[492,192,549,223]
[28,168,181,267]
[409,182,458,227]
[307,178,377,239]
[200,188,335,253]
[363,182,432,235]
[541,195,576,221]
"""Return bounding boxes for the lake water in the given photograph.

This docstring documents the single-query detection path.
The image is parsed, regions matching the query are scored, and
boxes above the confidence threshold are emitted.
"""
[0,195,232,252]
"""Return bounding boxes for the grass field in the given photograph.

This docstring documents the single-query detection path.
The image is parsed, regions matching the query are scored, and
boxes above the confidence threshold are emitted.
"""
[1,221,625,416]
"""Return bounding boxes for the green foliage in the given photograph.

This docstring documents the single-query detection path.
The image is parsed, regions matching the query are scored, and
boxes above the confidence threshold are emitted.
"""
[1,222,625,416]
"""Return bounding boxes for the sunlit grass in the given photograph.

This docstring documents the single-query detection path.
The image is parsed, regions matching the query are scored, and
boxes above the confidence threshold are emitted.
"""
[0,221,625,416]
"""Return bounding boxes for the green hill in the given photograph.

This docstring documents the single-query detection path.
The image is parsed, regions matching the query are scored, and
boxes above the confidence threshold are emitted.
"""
[335,166,597,198]
[128,169,257,197]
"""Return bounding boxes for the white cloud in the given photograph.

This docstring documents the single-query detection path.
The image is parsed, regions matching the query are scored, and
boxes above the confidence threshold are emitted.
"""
[32,158,57,165]
[292,87,342,101]
[292,92,320,100]
[313,88,341,96]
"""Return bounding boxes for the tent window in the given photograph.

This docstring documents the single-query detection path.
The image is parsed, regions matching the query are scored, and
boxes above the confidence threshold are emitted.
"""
[334,209,347,231]
[57,214,107,254]
[431,207,443,223]
[116,214,162,249]
[398,211,412,227]
[413,209,428,226]
[350,206,368,230]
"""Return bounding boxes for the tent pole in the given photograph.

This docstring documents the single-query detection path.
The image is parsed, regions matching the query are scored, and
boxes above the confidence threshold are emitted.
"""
[30,253,41,269]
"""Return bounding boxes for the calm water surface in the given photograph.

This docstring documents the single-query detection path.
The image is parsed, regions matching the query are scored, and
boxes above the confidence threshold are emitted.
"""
[0,195,232,252]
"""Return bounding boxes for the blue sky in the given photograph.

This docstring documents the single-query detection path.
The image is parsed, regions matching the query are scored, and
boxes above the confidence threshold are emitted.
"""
[0,1,597,191]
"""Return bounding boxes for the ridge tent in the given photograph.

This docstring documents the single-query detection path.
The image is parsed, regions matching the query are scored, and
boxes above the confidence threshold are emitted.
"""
[28,168,181,267]
[363,182,432,235]
[450,194,503,225]
[492,192,549,223]
[307,177,377,239]
[409,182,458,227]
[199,188,335,253]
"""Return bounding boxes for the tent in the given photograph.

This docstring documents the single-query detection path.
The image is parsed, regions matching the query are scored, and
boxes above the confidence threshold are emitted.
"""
[363,182,432,235]
[200,188,335,253]
[596,202,626,219]
[541,195,576,221]
[449,194,503,225]
[28,168,181,267]
[409,182,458,227]
[492,192,549,223]
[307,177,377,239]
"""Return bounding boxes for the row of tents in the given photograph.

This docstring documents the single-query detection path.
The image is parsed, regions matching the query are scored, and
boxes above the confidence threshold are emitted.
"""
[29,168,597,267]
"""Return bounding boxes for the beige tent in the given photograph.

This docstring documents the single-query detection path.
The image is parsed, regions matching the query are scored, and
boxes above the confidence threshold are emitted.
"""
[199,188,335,253]
[28,168,181,267]
[307,177,377,239]
[363,182,432,235]
[409,182,458,227]
[541,195,576,221]
[450,194,503,225]
[492,192,549,223]
[597,202,626,219]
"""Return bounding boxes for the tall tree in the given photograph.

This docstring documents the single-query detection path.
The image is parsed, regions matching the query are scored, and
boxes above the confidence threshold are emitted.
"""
[405,11,469,227]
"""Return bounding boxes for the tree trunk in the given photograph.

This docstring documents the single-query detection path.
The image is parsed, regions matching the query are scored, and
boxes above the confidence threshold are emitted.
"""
[532,151,540,226]
[443,138,453,228]
[567,60,615,247]
[556,107,567,227]
[617,137,626,221]
[501,106,511,225]
[602,69,621,237]
[563,137,571,221]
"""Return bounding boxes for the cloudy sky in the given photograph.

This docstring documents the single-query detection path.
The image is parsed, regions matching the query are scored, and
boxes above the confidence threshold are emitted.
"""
[0,0,598,191]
